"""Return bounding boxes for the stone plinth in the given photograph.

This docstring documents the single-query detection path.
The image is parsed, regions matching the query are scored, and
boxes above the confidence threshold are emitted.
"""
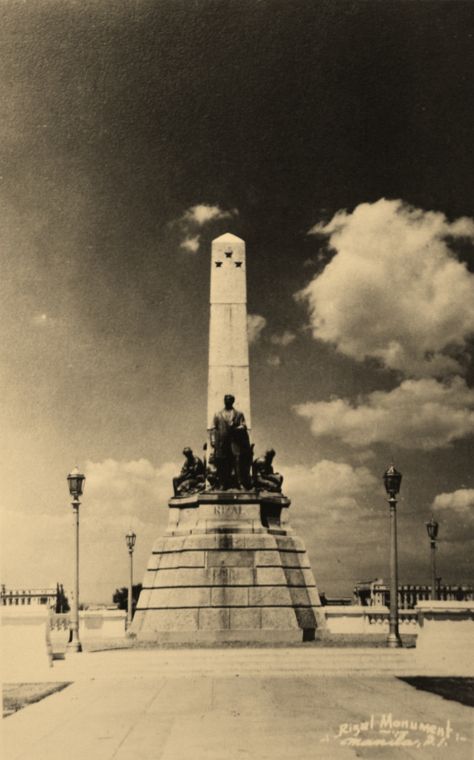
[415,600,474,675]
[1,606,53,682]
[80,609,127,640]
[131,491,325,643]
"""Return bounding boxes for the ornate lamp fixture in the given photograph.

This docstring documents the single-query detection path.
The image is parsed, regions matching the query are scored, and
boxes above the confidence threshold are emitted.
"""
[383,464,402,498]
[67,466,86,499]
[425,517,439,542]
[426,516,440,600]
[126,531,137,553]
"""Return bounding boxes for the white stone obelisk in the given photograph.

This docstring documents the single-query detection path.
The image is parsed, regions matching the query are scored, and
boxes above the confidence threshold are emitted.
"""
[207,233,251,429]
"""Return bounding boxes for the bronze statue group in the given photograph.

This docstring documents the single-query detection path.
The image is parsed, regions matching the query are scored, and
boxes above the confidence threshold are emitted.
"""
[172,394,283,497]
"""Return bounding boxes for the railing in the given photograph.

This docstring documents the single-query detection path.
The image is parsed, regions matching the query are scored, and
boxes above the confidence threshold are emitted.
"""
[354,583,474,609]
[49,610,127,640]
[323,605,419,634]
[365,609,418,630]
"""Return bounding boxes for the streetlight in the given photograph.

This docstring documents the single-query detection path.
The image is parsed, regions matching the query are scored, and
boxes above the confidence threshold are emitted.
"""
[426,517,439,601]
[125,531,136,628]
[66,466,86,653]
[383,464,403,648]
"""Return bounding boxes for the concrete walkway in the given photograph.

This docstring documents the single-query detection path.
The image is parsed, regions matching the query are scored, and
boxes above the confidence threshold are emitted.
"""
[3,649,472,760]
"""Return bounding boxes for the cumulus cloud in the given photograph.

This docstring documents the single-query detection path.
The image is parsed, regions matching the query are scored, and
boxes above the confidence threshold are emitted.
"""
[84,458,177,516]
[433,488,474,513]
[283,459,377,513]
[183,204,237,226]
[298,199,474,377]
[277,460,471,592]
[1,459,179,603]
[180,235,200,253]
[432,488,474,542]
[178,204,239,253]
[270,330,296,347]
[247,313,267,344]
[294,376,474,450]
[277,460,385,589]
[277,460,383,589]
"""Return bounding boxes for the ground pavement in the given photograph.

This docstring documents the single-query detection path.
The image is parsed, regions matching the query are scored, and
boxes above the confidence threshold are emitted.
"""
[3,648,473,760]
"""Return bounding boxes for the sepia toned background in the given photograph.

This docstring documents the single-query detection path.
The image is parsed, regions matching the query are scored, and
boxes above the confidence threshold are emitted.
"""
[1,0,473,603]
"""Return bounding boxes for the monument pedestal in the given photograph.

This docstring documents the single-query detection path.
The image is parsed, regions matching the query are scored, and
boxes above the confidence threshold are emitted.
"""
[131,491,326,643]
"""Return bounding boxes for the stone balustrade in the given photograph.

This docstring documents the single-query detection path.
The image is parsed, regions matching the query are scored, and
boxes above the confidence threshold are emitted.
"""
[50,609,127,646]
[80,609,127,639]
[323,605,418,635]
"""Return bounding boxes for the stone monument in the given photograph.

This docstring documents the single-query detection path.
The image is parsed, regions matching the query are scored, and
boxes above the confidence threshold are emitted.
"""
[131,233,325,642]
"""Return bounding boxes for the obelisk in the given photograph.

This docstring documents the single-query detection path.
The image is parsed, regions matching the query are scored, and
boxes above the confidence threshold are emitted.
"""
[207,233,251,430]
[130,233,326,643]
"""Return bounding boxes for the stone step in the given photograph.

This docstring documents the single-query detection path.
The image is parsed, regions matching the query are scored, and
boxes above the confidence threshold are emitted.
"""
[48,647,464,681]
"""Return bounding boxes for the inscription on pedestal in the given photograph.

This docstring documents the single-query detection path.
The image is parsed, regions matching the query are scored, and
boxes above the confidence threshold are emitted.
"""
[214,504,242,519]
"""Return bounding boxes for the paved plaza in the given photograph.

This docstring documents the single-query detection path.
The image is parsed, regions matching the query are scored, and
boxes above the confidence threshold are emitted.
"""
[3,648,472,760]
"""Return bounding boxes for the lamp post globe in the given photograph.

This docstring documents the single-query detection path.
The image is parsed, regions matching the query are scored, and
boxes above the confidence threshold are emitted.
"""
[126,531,136,553]
[426,517,439,600]
[67,466,86,499]
[426,517,439,542]
[383,464,402,498]
[66,466,85,653]
[383,465,402,648]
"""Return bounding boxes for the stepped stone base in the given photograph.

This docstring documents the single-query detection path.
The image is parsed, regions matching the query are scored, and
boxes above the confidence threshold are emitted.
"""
[131,491,326,643]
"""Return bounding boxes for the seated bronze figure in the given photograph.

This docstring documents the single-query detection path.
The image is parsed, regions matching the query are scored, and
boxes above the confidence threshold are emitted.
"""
[252,449,283,493]
[173,447,206,496]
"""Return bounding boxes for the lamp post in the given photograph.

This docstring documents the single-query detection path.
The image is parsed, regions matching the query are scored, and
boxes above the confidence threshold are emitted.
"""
[66,466,86,653]
[426,517,439,601]
[383,464,403,648]
[126,531,136,628]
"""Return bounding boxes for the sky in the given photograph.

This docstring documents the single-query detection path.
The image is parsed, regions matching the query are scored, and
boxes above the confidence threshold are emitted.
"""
[1,0,473,603]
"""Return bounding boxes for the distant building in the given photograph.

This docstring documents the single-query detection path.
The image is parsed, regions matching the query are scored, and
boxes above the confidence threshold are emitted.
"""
[353,579,474,609]
[319,592,352,606]
[1,583,69,612]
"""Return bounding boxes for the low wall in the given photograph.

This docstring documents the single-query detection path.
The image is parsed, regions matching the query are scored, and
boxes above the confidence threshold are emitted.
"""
[323,605,418,635]
[50,609,127,649]
[415,601,474,675]
[80,609,127,640]
[1,606,53,682]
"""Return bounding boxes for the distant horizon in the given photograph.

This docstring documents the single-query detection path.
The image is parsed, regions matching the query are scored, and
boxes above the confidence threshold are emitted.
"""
[4,572,474,610]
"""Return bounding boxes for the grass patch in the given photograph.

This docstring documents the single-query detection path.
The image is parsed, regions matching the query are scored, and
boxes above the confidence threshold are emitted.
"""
[399,677,474,708]
[3,682,71,718]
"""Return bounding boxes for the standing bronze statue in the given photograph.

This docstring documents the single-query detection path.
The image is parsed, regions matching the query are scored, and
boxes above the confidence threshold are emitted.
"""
[210,394,252,489]
[252,449,283,493]
[172,447,206,496]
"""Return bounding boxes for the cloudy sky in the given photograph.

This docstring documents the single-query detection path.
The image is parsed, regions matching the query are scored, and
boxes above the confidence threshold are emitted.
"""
[2,1,473,603]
